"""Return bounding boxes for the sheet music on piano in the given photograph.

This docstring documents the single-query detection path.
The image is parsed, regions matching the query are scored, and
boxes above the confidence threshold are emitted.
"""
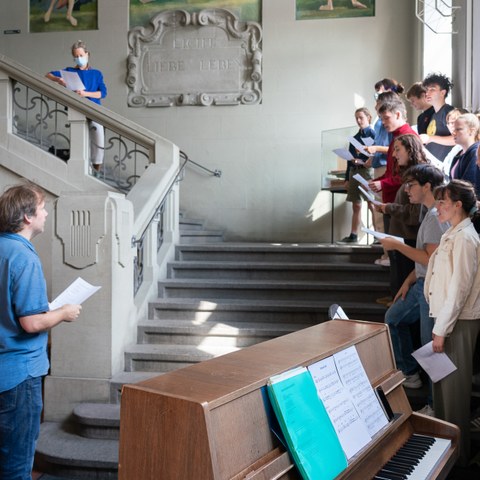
[308,345,389,460]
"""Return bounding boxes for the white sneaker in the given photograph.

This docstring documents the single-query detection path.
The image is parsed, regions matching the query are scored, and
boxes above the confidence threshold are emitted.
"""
[374,258,390,267]
[403,372,423,389]
[417,404,435,417]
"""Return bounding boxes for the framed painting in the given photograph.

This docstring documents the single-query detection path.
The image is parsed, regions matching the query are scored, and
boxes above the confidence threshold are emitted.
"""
[296,0,375,20]
[30,0,98,33]
[129,0,262,28]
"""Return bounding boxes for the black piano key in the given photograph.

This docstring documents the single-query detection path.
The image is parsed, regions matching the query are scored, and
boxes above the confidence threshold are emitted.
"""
[377,467,408,479]
[397,446,426,458]
[384,460,414,474]
[381,462,410,474]
[389,453,420,465]
[409,435,435,446]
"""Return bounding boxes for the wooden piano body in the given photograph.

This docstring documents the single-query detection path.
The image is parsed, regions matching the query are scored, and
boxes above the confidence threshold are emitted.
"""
[118,319,459,479]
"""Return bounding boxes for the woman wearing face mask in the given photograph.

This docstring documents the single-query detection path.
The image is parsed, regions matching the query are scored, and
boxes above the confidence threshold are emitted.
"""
[46,40,107,172]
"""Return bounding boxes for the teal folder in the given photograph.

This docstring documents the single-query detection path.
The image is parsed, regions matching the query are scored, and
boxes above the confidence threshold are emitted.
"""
[267,367,347,480]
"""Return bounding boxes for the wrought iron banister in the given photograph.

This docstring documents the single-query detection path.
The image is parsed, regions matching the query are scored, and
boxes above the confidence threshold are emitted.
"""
[131,150,219,247]
[131,151,188,248]
[1,53,156,151]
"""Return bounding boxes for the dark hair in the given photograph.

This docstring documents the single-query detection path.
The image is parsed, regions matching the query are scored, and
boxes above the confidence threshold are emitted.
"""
[434,180,477,217]
[394,134,427,173]
[378,97,407,119]
[0,183,46,233]
[403,164,445,190]
[374,78,405,94]
[355,107,372,123]
[422,72,454,97]
[406,82,426,99]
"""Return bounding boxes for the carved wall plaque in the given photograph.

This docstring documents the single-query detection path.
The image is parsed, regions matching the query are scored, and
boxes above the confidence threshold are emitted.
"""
[127,9,262,107]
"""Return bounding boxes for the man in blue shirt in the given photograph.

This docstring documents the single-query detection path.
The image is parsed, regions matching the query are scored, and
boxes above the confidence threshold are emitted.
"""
[0,183,81,479]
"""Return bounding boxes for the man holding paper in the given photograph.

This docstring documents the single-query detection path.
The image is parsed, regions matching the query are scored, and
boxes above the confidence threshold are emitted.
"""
[0,183,81,479]
[380,165,447,395]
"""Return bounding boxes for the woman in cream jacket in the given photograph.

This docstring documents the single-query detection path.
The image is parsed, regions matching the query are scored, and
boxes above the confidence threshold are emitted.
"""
[424,179,480,466]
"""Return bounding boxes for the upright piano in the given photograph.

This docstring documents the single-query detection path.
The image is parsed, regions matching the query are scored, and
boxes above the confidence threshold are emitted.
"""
[118,319,459,479]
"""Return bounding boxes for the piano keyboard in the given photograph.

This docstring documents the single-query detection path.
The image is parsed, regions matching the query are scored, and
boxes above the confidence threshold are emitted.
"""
[373,434,451,480]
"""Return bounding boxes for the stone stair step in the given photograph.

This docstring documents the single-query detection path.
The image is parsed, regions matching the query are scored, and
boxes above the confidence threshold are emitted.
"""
[124,343,239,373]
[72,403,120,440]
[157,279,390,302]
[179,229,224,244]
[176,243,383,263]
[35,422,118,480]
[109,371,161,404]
[179,217,205,230]
[167,260,389,281]
[148,298,387,323]
[137,318,310,346]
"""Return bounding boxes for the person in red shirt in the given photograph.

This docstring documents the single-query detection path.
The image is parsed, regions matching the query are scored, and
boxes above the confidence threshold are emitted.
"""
[369,97,418,207]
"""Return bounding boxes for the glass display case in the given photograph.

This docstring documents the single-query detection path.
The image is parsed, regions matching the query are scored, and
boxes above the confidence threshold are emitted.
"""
[320,125,357,189]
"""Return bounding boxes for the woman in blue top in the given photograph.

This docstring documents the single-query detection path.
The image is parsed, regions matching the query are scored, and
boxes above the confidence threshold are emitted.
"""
[449,113,480,196]
[46,40,107,171]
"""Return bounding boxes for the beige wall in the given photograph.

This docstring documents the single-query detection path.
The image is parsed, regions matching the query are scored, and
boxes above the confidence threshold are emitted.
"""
[0,0,421,242]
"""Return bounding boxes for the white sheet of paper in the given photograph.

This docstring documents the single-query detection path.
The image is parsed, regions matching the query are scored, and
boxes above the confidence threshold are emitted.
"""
[411,341,457,383]
[333,148,354,161]
[331,305,349,320]
[49,277,101,310]
[308,357,372,459]
[352,173,371,190]
[361,227,405,244]
[348,136,373,157]
[361,136,375,147]
[334,346,388,436]
[423,148,444,171]
[60,70,85,91]
[358,186,382,206]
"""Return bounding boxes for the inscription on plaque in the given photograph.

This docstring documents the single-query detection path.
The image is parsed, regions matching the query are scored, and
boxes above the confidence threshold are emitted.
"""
[127,9,262,107]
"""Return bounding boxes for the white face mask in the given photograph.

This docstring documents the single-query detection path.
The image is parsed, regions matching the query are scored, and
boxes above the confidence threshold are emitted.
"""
[74,56,88,68]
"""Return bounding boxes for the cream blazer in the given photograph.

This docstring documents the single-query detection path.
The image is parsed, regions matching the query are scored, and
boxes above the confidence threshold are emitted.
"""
[424,217,480,337]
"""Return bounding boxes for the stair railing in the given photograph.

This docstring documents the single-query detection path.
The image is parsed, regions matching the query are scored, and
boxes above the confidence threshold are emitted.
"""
[0,53,181,421]
[131,150,221,294]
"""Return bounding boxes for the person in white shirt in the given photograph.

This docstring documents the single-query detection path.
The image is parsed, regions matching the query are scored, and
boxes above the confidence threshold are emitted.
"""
[425,179,480,467]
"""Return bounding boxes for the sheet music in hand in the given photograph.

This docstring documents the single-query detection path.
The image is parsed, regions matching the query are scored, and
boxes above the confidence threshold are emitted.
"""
[333,148,355,161]
[412,341,457,383]
[49,277,101,310]
[348,136,373,157]
[60,70,85,91]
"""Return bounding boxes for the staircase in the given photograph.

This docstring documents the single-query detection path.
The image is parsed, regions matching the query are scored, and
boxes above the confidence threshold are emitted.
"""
[35,218,390,479]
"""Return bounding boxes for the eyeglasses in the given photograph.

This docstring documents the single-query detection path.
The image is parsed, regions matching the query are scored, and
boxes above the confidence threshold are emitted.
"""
[405,181,420,190]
